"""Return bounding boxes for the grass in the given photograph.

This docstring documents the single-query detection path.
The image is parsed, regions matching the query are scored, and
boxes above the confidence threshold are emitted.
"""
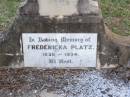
[0,0,130,36]
[100,0,130,36]
[0,0,20,31]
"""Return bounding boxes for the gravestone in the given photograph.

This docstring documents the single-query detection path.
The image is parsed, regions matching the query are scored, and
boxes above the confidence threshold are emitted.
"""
[0,0,130,97]
[0,0,130,68]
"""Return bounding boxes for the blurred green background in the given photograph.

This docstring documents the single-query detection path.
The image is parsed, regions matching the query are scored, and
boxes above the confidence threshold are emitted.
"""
[100,0,130,36]
[0,0,20,31]
[0,0,130,36]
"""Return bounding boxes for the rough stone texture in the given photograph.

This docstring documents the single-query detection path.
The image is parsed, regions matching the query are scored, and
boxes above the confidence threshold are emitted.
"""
[0,0,130,67]
[38,0,99,16]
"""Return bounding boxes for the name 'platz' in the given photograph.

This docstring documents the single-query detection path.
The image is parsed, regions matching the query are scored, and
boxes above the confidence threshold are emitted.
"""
[27,44,93,50]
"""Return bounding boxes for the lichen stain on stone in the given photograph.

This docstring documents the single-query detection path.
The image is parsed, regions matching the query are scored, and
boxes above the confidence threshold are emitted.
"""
[38,0,99,17]
[38,0,78,17]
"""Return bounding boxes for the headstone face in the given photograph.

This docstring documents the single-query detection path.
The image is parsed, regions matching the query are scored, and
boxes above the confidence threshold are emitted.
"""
[22,33,97,67]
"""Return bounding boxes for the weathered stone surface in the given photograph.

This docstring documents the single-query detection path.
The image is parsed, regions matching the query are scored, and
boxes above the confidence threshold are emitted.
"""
[102,26,130,67]
[38,0,99,17]
[0,0,130,68]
